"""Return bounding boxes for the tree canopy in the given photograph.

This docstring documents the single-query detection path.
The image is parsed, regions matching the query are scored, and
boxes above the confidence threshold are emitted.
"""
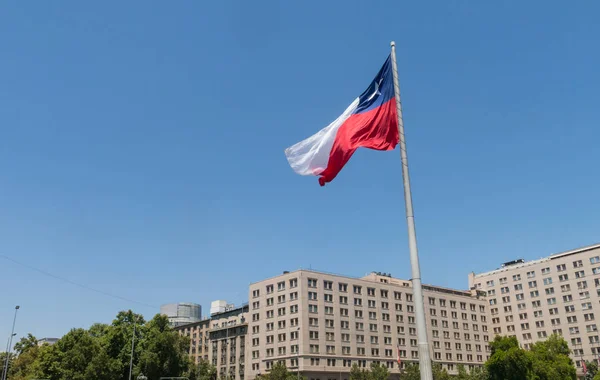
[486,334,577,380]
[1,310,192,380]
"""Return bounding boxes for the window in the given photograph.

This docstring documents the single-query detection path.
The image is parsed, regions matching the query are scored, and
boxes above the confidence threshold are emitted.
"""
[514,284,523,291]
[340,296,348,304]
[308,278,317,288]
[252,289,260,298]
[557,264,566,272]
[267,284,274,293]
[324,280,333,290]
[354,286,362,294]
[591,256,600,264]
[290,278,298,288]
[339,283,348,292]
[309,304,318,313]
[543,278,552,286]
[309,292,318,300]
[576,271,585,279]
[528,281,537,288]
[527,271,535,278]
[542,267,551,275]
[499,277,507,285]
[513,274,521,281]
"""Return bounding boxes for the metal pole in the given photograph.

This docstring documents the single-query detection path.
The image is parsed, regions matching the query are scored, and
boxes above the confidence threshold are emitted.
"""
[1,336,12,380]
[128,316,137,380]
[389,41,433,380]
[2,306,19,380]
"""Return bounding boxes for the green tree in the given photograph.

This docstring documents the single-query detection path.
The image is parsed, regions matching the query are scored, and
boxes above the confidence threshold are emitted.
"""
[467,366,489,380]
[135,313,190,379]
[261,362,301,380]
[399,363,420,380]
[456,364,469,380]
[17,310,190,380]
[13,334,38,356]
[369,362,389,380]
[485,336,531,380]
[350,363,370,380]
[187,359,218,380]
[584,360,598,380]
[528,334,576,380]
[0,352,16,379]
[10,345,44,380]
[432,362,450,380]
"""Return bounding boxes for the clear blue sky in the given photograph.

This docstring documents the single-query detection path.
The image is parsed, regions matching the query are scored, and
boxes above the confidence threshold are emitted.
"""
[1,1,599,346]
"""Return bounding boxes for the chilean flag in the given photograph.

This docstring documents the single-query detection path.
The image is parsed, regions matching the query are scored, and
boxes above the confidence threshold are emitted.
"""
[284,56,399,186]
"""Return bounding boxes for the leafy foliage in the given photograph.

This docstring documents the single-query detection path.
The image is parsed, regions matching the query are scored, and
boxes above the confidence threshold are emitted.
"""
[432,362,450,380]
[369,362,390,380]
[399,363,420,380]
[485,334,577,380]
[187,359,218,380]
[584,360,598,380]
[2,310,191,380]
[486,336,532,380]
[528,334,576,380]
[260,362,304,380]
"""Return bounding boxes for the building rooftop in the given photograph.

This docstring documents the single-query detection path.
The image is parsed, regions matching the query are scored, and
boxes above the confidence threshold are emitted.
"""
[251,268,478,298]
[472,242,600,279]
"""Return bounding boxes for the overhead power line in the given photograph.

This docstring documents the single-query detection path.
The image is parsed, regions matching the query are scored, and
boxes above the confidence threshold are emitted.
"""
[0,254,157,309]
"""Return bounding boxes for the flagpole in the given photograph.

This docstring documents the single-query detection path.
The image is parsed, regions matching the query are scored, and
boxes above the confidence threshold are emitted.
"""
[390,41,433,380]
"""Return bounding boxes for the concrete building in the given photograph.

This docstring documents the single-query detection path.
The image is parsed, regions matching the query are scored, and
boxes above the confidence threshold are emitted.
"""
[161,302,202,327]
[177,303,249,380]
[247,270,490,380]
[37,337,59,346]
[179,319,211,363]
[211,300,237,316]
[469,243,600,376]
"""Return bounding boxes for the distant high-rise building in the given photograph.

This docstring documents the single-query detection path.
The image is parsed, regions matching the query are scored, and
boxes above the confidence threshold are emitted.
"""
[160,302,202,327]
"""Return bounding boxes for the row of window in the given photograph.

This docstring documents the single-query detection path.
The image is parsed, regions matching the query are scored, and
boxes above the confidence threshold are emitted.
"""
[488,280,599,299]
[480,256,600,288]
[253,279,485,313]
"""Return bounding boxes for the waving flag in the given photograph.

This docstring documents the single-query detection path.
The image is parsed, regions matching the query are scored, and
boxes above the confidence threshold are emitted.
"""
[284,56,399,186]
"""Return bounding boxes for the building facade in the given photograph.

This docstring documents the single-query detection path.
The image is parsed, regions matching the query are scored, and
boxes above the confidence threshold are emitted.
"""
[178,304,249,380]
[161,302,203,327]
[247,270,490,380]
[469,243,600,376]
